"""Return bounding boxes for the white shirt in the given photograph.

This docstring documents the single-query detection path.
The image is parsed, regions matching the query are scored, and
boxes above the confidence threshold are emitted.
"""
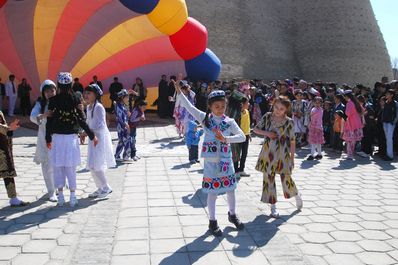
[5,81,16,97]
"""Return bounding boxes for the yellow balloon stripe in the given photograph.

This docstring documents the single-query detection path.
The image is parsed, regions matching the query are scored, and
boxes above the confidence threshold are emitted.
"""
[148,0,188,35]
[34,0,69,82]
[0,62,19,84]
[71,15,163,78]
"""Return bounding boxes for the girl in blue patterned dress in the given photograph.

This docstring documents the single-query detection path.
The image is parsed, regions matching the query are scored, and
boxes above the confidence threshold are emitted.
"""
[175,80,246,237]
[114,89,132,162]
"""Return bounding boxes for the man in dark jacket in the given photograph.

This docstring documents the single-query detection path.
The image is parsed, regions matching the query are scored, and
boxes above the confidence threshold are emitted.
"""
[109,77,123,112]
[157,75,169,118]
[167,76,176,117]
[72,78,84,93]
[17,78,32,116]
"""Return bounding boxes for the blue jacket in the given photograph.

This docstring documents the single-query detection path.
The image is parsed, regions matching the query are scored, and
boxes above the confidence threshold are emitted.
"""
[186,121,203,147]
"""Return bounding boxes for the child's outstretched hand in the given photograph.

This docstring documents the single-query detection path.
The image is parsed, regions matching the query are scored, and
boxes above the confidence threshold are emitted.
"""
[9,119,20,131]
[47,143,52,150]
[265,131,278,140]
[93,136,99,147]
[79,134,86,145]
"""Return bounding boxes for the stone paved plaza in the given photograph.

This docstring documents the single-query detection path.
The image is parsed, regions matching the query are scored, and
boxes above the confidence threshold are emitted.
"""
[0,116,398,265]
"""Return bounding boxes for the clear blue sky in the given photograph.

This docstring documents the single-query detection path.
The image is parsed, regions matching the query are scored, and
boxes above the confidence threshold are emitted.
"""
[371,0,398,62]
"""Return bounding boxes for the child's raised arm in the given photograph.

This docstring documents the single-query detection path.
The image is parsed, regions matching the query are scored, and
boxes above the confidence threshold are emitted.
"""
[174,81,206,123]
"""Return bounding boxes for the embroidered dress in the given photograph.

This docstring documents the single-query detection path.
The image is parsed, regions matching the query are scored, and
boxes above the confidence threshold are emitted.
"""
[177,93,245,194]
[174,90,196,136]
[86,103,116,171]
[114,102,132,159]
[308,107,325,145]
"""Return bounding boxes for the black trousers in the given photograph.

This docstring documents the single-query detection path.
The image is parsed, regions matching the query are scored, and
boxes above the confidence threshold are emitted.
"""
[234,135,249,172]
[376,123,386,156]
[331,131,343,151]
[361,126,374,155]
[189,145,199,161]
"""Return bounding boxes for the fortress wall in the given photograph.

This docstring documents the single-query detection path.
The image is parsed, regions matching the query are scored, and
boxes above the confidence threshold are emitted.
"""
[187,0,392,85]
[292,0,392,85]
[187,0,300,80]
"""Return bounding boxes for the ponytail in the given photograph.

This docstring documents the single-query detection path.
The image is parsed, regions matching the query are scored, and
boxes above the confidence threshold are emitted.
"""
[203,108,211,129]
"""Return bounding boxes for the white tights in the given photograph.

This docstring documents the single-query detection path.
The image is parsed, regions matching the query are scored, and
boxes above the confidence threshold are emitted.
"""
[41,161,55,194]
[207,191,236,221]
[311,144,322,156]
[90,170,111,191]
[54,166,76,191]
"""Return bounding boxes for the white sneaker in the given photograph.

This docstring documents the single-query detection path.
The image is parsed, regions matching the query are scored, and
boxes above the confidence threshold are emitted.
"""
[57,193,65,206]
[132,156,139,161]
[88,189,102,198]
[295,194,303,210]
[70,195,78,207]
[135,155,141,159]
[98,189,113,198]
[123,158,134,163]
[115,157,123,162]
[270,204,279,218]
[48,192,58,202]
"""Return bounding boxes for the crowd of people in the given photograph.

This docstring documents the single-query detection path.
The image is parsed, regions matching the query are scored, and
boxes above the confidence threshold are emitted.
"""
[170,76,398,163]
[0,71,397,237]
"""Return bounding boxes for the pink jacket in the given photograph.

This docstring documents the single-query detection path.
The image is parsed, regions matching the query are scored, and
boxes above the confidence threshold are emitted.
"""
[345,100,363,131]
[309,107,323,130]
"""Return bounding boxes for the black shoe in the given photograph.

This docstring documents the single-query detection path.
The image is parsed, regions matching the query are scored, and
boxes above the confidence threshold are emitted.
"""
[307,155,315,161]
[228,212,244,230]
[208,220,222,237]
[239,172,250,177]
[10,201,30,207]
[315,155,323,160]
[196,160,200,163]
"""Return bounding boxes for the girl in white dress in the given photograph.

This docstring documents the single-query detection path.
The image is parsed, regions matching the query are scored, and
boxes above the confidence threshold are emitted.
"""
[83,84,116,198]
[30,80,57,202]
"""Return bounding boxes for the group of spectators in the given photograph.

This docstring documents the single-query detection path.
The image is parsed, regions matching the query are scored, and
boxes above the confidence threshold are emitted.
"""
[159,76,398,162]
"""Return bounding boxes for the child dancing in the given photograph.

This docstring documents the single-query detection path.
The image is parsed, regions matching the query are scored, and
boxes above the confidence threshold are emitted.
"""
[175,80,245,236]
[254,96,302,218]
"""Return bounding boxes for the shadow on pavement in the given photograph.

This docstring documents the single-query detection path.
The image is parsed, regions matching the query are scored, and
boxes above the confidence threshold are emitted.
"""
[182,189,207,208]
[0,196,103,235]
[159,210,299,264]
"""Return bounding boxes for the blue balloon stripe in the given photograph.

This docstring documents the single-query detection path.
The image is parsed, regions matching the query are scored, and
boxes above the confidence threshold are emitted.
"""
[185,49,221,82]
[119,0,159,14]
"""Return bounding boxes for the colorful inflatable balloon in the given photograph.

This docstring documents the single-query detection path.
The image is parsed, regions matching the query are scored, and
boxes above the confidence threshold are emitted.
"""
[0,0,221,109]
